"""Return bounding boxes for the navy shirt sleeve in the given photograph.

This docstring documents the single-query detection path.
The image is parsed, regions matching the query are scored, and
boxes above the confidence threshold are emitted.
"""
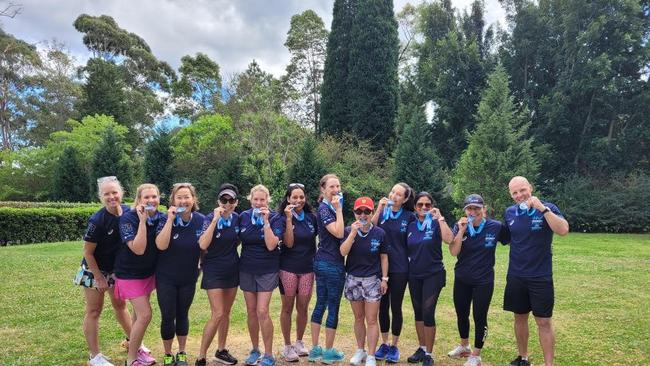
[119,211,139,242]
[83,214,104,243]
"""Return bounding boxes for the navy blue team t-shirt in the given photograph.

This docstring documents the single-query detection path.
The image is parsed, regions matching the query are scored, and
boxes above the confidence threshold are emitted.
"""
[82,204,130,272]
[155,212,205,285]
[238,208,283,275]
[278,211,318,274]
[344,225,387,278]
[406,219,445,279]
[378,209,416,274]
[314,202,344,266]
[115,209,164,279]
[503,202,562,278]
[201,212,240,278]
[452,219,508,285]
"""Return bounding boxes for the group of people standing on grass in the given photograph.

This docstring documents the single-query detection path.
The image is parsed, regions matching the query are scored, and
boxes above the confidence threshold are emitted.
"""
[79,173,568,366]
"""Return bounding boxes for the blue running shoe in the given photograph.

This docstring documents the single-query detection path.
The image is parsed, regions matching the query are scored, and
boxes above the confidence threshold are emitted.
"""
[244,349,262,366]
[308,345,323,362]
[375,344,390,360]
[260,355,276,366]
[386,345,400,363]
[321,348,344,364]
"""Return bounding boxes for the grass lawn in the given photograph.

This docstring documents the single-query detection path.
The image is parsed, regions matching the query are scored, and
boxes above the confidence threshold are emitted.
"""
[1,233,649,366]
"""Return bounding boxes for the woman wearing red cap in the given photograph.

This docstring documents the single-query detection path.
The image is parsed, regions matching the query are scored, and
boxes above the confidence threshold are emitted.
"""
[446,194,509,366]
[340,197,388,366]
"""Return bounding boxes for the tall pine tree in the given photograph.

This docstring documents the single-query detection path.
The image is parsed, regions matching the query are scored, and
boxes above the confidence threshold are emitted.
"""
[452,65,538,218]
[144,128,174,197]
[392,104,447,207]
[320,0,399,149]
[53,146,90,202]
[287,136,328,204]
[92,126,132,196]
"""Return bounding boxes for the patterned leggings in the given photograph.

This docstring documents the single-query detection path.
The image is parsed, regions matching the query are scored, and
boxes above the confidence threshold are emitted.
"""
[310,260,345,329]
[279,270,315,296]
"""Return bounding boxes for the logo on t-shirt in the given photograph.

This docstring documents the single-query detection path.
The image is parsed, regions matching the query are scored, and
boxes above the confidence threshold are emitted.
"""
[215,232,221,239]
[173,233,179,240]
[107,229,114,235]
[484,233,496,248]
[307,221,315,233]
[120,223,134,240]
[531,216,543,231]
[400,220,408,233]
[423,230,433,240]
[85,223,96,237]
[370,239,380,253]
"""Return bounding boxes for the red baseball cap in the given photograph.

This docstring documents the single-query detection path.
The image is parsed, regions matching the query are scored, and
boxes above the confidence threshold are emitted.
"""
[353,197,374,211]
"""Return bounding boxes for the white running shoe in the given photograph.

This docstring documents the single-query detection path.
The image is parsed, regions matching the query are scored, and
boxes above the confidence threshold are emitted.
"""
[282,345,300,362]
[463,355,482,366]
[447,344,472,358]
[365,355,376,366]
[294,340,309,357]
[350,349,367,366]
[88,353,115,366]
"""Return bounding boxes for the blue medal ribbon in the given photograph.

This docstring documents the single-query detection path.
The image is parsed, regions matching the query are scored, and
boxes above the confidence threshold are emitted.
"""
[174,207,191,227]
[217,215,232,230]
[467,215,486,237]
[382,200,402,223]
[516,202,537,217]
[252,208,264,226]
[292,209,305,221]
[357,221,372,237]
[325,193,344,212]
[417,211,433,232]
[145,205,156,226]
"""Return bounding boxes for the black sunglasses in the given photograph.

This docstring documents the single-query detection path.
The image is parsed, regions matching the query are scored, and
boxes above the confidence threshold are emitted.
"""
[219,197,237,204]
[416,202,432,208]
[354,209,372,215]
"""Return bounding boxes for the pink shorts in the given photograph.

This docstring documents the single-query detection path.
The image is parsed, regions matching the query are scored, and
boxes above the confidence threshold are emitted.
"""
[114,275,156,301]
[279,270,314,296]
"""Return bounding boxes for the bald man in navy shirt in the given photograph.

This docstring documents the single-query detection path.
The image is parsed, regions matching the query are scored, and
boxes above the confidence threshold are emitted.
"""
[503,176,569,366]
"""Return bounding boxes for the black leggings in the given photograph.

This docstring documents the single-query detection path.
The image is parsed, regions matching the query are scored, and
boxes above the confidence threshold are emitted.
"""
[156,281,197,340]
[453,279,494,349]
[408,271,445,327]
[379,272,408,336]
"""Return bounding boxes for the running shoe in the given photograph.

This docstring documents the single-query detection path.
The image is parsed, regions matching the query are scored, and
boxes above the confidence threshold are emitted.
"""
[137,348,156,366]
[422,354,434,366]
[293,340,309,357]
[349,349,367,366]
[463,355,482,366]
[176,351,188,366]
[260,354,276,366]
[244,349,262,366]
[374,344,390,360]
[365,356,376,366]
[385,345,400,363]
[281,345,299,362]
[407,348,425,363]
[163,353,175,366]
[508,356,531,366]
[308,345,323,362]
[447,345,471,359]
[321,348,344,364]
[88,353,114,366]
[215,349,238,365]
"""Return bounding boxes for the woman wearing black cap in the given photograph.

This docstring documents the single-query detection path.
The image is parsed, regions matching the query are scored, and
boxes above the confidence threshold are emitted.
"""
[446,194,509,366]
[195,184,241,366]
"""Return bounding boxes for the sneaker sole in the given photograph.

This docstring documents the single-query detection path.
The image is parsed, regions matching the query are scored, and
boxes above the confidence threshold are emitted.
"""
[385,359,400,364]
[215,358,238,365]
[321,359,343,365]
[448,352,471,359]
[282,357,300,363]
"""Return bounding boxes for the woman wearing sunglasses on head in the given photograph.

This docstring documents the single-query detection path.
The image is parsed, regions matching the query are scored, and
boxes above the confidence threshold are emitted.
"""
[239,184,284,366]
[195,184,241,366]
[116,183,164,366]
[341,197,388,366]
[446,194,509,366]
[309,174,346,364]
[276,183,318,362]
[78,176,132,366]
[371,183,416,363]
[154,183,205,366]
[405,192,453,366]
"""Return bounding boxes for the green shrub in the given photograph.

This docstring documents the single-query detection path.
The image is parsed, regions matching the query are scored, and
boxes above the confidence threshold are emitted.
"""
[548,173,650,233]
[0,201,102,209]
[0,207,98,245]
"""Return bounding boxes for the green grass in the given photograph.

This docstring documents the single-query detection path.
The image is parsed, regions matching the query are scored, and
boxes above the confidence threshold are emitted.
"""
[1,233,649,366]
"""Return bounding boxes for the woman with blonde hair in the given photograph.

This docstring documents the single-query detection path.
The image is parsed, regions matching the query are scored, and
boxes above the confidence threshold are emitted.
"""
[239,184,284,366]
[116,183,163,366]
[78,176,132,366]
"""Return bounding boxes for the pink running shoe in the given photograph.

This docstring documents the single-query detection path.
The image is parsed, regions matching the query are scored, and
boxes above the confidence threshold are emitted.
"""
[126,360,149,366]
[137,348,156,365]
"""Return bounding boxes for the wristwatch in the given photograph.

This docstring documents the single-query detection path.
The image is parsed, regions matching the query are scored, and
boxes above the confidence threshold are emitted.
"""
[541,207,550,215]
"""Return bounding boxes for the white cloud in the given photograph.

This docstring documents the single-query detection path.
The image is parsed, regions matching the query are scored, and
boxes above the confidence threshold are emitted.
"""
[2,0,505,78]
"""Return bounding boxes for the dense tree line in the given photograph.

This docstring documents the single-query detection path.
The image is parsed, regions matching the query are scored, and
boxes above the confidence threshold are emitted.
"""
[0,0,648,232]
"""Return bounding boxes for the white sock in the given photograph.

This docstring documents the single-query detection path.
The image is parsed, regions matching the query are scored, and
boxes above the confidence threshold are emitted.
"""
[367,356,375,360]
[425,352,431,356]
[420,346,426,352]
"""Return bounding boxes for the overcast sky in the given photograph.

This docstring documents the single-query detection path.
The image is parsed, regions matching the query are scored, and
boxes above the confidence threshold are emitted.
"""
[2,0,505,78]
